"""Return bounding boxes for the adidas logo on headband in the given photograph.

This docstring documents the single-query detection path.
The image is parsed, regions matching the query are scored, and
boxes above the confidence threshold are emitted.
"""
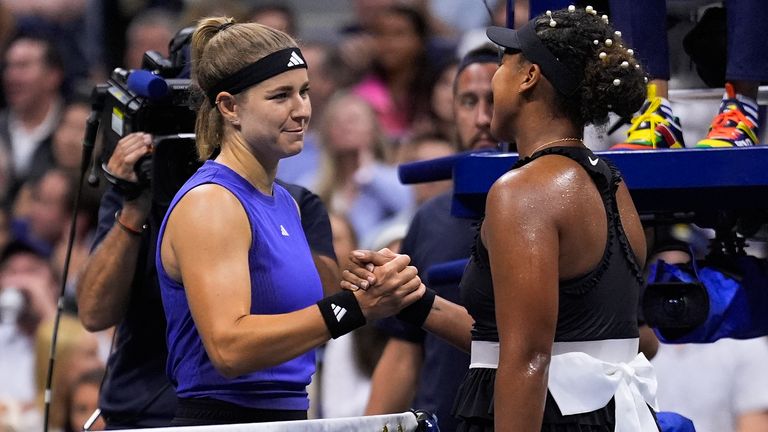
[287,51,305,67]
[207,48,308,104]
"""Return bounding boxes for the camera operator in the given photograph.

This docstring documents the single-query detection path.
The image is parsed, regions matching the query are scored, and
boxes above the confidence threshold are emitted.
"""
[76,132,169,428]
[76,130,341,428]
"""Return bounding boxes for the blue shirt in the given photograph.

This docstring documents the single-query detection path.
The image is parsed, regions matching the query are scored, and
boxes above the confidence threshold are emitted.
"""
[156,160,323,410]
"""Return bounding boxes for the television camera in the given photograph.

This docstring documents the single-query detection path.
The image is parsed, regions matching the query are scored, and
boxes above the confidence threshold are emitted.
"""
[85,26,200,207]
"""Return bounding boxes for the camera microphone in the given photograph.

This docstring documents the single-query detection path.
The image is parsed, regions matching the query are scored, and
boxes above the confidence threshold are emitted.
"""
[125,69,170,101]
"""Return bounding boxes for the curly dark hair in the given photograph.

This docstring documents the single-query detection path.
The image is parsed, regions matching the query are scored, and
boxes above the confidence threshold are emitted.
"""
[531,8,647,129]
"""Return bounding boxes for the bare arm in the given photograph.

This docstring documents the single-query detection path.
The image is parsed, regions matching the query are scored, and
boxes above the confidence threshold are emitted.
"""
[638,324,659,360]
[422,296,474,352]
[76,133,152,331]
[163,185,423,378]
[313,254,341,296]
[76,198,149,331]
[484,173,559,432]
[365,338,423,414]
[738,411,768,432]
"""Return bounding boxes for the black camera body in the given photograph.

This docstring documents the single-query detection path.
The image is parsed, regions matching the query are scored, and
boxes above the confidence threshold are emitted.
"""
[95,26,201,205]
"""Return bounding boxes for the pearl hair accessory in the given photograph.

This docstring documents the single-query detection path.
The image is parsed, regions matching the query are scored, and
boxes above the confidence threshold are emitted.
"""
[546,10,556,27]
[568,5,576,12]
[644,77,649,83]
[613,78,621,86]
[593,39,599,45]
[615,30,622,37]
[621,61,630,68]
[586,5,595,14]
[602,14,609,23]
[599,52,607,60]
[627,49,634,56]
[605,38,613,47]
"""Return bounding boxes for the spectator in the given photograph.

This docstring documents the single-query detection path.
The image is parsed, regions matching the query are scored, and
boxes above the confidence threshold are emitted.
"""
[66,367,105,432]
[0,239,58,406]
[315,91,414,247]
[248,3,297,37]
[652,337,768,432]
[33,314,103,432]
[123,8,179,70]
[413,59,459,140]
[51,98,89,175]
[352,5,438,142]
[396,133,456,207]
[0,34,65,198]
[11,168,74,257]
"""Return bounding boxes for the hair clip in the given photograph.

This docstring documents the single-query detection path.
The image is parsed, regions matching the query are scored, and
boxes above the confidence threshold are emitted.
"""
[613,78,621,86]
[605,38,613,47]
[568,5,576,12]
[599,52,607,60]
[621,61,629,68]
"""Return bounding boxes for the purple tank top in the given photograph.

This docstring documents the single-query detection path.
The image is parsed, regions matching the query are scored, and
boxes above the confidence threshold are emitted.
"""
[156,160,323,410]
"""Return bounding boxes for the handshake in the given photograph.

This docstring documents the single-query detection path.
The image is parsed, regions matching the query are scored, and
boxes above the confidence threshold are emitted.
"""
[340,248,433,325]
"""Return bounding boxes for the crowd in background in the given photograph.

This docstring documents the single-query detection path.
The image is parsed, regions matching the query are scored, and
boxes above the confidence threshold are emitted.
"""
[0,0,766,431]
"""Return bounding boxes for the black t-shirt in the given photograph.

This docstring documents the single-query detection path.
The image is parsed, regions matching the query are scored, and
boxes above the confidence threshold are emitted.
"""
[94,180,335,428]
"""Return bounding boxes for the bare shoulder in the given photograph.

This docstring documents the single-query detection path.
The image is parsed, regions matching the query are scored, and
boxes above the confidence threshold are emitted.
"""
[488,155,591,214]
[167,183,249,238]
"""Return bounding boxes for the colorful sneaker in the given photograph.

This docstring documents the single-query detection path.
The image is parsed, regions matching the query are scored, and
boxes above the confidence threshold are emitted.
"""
[696,83,760,148]
[611,84,685,150]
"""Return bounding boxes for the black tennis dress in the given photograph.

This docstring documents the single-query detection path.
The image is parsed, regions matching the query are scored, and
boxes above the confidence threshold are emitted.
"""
[452,146,659,432]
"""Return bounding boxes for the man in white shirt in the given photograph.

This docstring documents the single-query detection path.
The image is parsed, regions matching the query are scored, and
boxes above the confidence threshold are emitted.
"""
[0,34,65,197]
[0,240,58,405]
[653,337,768,432]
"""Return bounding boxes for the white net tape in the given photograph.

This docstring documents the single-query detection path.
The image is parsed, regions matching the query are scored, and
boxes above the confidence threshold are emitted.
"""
[114,412,420,432]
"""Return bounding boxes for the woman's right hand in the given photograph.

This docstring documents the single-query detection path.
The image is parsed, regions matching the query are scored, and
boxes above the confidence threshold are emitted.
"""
[341,249,425,321]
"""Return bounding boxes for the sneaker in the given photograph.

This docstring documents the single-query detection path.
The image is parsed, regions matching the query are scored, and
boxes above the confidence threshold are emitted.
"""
[696,83,760,148]
[611,84,685,150]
